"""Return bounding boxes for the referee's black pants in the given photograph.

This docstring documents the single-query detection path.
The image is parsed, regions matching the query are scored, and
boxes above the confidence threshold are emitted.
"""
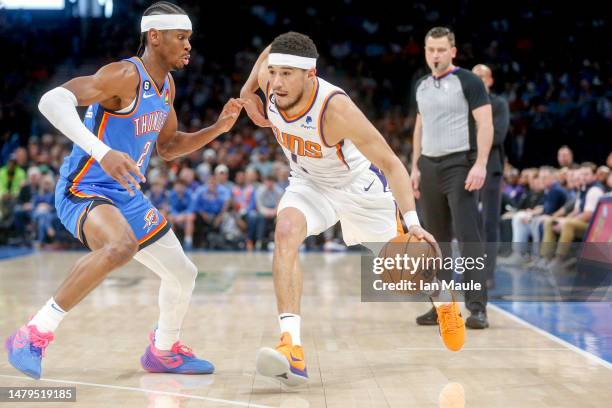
[481,170,503,284]
[417,151,487,313]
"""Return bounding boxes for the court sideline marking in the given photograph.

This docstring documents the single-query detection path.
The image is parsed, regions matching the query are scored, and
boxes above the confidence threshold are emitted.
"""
[0,373,275,408]
[489,303,612,370]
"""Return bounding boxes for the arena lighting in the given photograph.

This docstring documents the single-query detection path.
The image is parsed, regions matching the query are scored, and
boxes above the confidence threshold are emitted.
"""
[0,0,65,9]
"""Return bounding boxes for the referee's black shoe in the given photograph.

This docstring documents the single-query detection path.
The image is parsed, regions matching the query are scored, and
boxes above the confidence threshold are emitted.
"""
[465,311,489,329]
[416,306,438,325]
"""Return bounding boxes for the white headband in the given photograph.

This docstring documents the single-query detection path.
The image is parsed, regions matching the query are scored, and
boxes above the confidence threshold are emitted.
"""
[141,14,192,32]
[268,53,317,70]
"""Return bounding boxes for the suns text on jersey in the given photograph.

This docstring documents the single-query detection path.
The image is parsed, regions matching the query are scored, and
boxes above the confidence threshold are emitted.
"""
[271,126,322,158]
[133,110,168,137]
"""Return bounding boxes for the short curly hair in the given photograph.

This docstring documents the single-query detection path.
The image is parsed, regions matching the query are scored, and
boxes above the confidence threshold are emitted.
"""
[270,32,319,58]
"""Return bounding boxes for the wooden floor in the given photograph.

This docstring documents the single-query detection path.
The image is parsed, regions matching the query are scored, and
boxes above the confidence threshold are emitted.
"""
[1,251,611,407]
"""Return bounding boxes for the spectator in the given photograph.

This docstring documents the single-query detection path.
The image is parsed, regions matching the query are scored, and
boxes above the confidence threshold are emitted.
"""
[275,164,290,191]
[557,145,574,168]
[596,165,610,185]
[501,167,524,209]
[0,154,27,197]
[250,175,283,250]
[532,168,581,268]
[231,171,250,213]
[210,200,247,249]
[191,176,228,247]
[251,147,274,178]
[13,166,42,243]
[540,162,605,268]
[178,167,200,194]
[147,178,169,218]
[557,167,569,188]
[167,179,195,250]
[196,148,217,183]
[14,147,29,170]
[241,168,262,250]
[31,174,58,248]
[499,172,545,264]
[214,164,233,200]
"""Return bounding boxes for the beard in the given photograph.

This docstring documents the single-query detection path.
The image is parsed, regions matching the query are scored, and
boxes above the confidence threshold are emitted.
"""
[275,88,304,111]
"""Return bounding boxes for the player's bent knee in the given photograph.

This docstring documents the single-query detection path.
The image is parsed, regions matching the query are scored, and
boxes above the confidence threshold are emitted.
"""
[275,218,304,248]
[103,240,138,267]
[161,247,197,284]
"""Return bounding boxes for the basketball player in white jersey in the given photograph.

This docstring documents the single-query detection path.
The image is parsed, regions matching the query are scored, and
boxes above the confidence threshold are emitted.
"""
[240,32,466,386]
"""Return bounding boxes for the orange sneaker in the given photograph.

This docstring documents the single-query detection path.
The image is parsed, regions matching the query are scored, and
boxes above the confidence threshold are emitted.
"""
[256,332,308,386]
[436,301,465,352]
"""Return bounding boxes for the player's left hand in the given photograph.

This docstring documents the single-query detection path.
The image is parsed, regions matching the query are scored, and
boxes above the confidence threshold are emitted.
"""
[408,225,442,258]
[465,162,487,191]
[242,92,272,128]
[213,98,245,134]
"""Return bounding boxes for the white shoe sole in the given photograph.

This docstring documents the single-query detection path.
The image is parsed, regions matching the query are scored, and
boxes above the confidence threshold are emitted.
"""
[255,347,308,387]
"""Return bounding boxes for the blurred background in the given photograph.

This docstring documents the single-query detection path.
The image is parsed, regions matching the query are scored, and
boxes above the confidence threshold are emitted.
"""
[0,0,610,250]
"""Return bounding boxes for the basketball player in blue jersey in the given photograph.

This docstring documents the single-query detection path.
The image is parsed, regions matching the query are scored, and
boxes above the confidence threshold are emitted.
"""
[5,1,243,379]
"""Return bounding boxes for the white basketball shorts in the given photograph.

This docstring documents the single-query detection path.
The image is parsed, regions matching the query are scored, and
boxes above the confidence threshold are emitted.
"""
[277,165,403,246]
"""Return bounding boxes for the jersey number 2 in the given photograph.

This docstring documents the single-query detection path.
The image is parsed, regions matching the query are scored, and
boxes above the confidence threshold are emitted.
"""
[137,141,152,168]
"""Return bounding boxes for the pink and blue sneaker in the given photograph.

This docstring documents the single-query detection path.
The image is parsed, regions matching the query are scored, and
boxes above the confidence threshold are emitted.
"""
[140,331,214,374]
[5,325,54,380]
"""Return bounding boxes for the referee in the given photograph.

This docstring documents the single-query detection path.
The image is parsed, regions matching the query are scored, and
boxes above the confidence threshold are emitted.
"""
[411,27,493,329]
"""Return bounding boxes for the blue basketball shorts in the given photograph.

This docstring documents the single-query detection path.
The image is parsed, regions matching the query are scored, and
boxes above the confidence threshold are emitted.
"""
[55,177,171,250]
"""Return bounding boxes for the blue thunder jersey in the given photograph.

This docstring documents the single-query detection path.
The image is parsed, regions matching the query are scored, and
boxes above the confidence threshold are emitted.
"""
[58,56,171,198]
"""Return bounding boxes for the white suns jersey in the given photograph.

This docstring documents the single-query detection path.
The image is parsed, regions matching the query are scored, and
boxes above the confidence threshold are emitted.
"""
[265,77,370,188]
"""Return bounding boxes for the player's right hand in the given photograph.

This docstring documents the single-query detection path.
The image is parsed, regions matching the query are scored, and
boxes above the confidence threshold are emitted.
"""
[411,167,421,199]
[99,150,146,196]
[241,92,272,128]
[214,98,245,134]
[408,225,442,259]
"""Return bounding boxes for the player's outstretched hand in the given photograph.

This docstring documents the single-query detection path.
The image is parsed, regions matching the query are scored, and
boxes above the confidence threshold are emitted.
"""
[214,98,245,134]
[99,150,146,196]
[408,225,442,258]
[465,162,486,191]
[241,93,272,128]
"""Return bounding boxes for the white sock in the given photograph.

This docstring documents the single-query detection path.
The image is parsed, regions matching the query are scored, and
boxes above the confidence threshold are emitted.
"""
[28,297,67,333]
[279,313,301,346]
[155,328,180,351]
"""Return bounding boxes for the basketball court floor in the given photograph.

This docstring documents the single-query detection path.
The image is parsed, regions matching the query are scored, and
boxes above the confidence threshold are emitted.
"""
[1,250,611,407]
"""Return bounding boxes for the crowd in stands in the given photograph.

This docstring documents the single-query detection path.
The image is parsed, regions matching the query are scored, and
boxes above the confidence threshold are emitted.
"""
[1,135,610,253]
[498,147,612,269]
[0,2,610,252]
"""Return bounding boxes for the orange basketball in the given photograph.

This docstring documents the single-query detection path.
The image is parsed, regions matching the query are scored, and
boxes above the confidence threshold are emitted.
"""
[378,233,438,290]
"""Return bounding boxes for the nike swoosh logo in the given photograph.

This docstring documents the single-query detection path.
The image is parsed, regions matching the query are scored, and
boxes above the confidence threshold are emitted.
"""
[290,353,302,362]
[143,93,156,99]
[160,355,183,368]
[269,107,278,114]
[364,179,375,191]
[50,303,64,313]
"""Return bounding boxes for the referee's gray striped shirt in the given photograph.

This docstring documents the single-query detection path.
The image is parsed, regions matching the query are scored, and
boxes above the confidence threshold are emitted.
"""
[415,67,490,157]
